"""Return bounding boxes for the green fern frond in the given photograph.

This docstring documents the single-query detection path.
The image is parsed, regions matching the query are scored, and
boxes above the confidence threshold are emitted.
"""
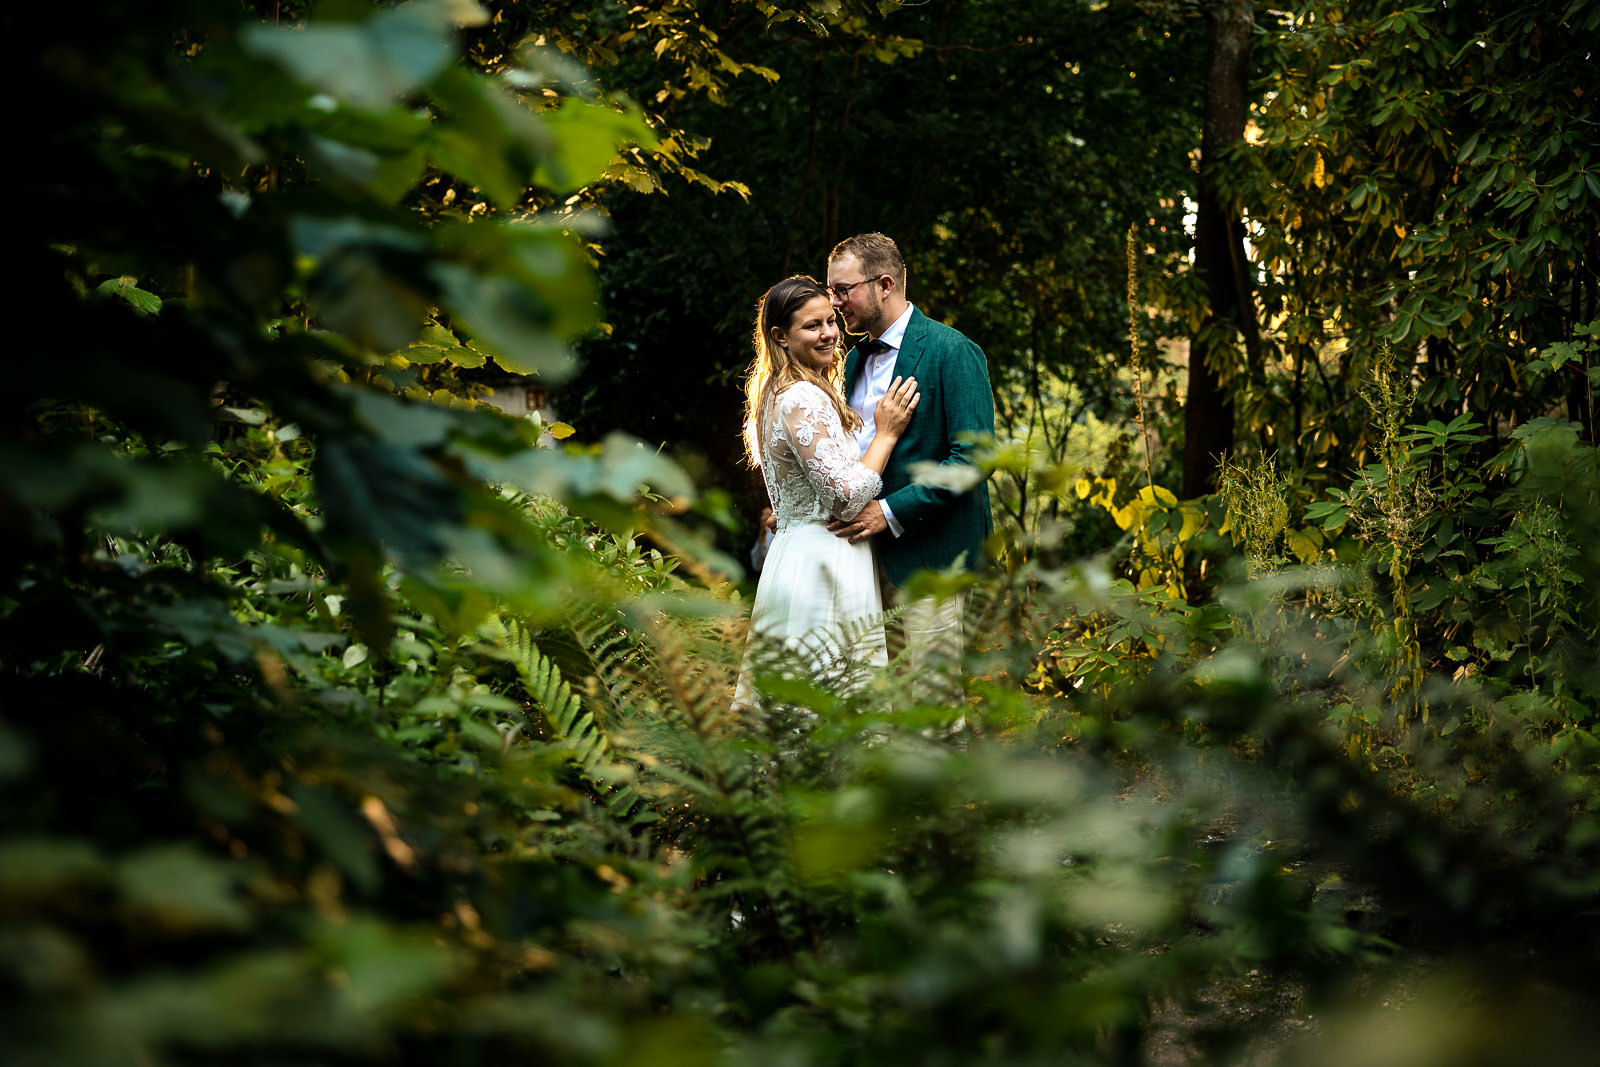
[489,616,653,840]
[496,592,819,955]
[620,612,816,951]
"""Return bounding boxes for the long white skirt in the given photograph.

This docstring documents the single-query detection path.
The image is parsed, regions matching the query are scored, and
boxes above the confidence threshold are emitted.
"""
[735,522,886,707]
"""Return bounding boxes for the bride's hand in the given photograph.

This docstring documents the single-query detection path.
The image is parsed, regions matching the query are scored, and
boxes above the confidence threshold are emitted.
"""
[873,376,920,438]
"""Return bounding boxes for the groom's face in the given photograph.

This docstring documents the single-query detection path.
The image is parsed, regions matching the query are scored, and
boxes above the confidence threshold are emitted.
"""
[827,254,886,338]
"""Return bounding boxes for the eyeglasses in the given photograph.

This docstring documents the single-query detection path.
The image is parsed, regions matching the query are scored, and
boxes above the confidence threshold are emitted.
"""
[828,276,883,300]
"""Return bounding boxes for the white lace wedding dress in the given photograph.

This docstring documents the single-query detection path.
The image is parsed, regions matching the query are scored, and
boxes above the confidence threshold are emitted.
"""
[737,381,887,705]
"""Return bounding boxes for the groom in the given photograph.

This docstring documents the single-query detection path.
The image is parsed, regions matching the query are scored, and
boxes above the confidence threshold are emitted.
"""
[825,232,995,696]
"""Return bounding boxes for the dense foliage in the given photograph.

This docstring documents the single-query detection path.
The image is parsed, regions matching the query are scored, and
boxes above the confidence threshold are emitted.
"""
[1230,0,1600,473]
[6,2,1600,1066]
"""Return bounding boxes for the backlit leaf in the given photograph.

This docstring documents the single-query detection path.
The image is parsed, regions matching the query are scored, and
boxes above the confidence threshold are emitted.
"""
[242,0,458,111]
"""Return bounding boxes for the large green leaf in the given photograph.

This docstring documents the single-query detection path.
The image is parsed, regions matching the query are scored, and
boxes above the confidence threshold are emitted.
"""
[287,783,382,895]
[95,277,162,316]
[347,387,459,448]
[0,840,107,902]
[117,845,252,932]
[315,438,460,562]
[241,0,457,112]
[310,248,432,353]
[462,431,693,504]
[431,262,576,378]
[533,95,658,193]
[312,919,454,1016]
[400,321,486,367]
[434,220,601,340]
[429,66,550,208]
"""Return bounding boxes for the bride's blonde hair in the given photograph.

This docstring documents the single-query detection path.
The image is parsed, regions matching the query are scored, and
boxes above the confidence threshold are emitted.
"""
[742,275,862,468]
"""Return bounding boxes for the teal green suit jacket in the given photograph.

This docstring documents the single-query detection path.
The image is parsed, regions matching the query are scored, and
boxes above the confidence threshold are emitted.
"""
[844,307,996,587]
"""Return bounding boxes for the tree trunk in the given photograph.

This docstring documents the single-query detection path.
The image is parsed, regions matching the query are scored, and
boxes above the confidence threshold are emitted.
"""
[1183,0,1257,499]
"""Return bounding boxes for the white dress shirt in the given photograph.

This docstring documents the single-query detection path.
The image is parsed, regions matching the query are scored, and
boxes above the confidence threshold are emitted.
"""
[848,304,915,536]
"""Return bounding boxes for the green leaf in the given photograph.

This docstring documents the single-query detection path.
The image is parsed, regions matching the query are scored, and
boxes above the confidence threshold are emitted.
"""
[315,438,459,563]
[241,0,458,112]
[118,845,251,932]
[454,341,490,369]
[288,784,381,894]
[401,322,461,364]
[0,723,33,785]
[1530,340,1584,372]
[0,839,106,900]
[311,249,430,352]
[399,576,495,637]
[148,598,257,661]
[96,276,162,315]
[430,67,549,207]
[431,262,577,378]
[313,919,453,1014]
[789,800,887,886]
[754,674,838,714]
[430,219,599,339]
[222,406,268,426]
[533,95,658,193]
[348,387,459,448]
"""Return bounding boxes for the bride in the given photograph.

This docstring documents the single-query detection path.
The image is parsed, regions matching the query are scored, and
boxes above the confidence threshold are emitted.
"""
[737,274,919,703]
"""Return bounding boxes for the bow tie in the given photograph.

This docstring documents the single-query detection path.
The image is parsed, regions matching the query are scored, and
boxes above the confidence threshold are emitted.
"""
[857,338,892,359]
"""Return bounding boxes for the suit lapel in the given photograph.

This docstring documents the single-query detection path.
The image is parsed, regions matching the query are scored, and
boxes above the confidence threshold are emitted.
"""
[845,309,926,408]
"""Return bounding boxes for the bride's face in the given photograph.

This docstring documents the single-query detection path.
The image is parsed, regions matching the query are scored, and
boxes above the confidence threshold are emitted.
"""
[775,295,840,372]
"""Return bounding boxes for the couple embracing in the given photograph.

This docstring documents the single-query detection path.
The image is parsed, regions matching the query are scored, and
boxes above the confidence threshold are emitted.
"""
[738,232,995,706]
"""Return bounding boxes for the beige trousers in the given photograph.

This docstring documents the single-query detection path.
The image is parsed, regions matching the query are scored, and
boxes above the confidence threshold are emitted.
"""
[880,570,970,709]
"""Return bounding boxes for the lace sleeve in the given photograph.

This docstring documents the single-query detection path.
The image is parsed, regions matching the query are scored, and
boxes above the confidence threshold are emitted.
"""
[775,383,883,520]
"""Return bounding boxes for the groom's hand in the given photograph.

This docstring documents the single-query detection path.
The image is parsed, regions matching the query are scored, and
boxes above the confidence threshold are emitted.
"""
[828,500,887,543]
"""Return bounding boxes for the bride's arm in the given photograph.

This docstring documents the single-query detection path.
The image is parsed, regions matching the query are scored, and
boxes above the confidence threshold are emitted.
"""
[777,383,882,521]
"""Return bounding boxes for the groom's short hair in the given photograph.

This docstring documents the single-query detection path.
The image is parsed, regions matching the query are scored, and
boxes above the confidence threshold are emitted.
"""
[829,232,906,293]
